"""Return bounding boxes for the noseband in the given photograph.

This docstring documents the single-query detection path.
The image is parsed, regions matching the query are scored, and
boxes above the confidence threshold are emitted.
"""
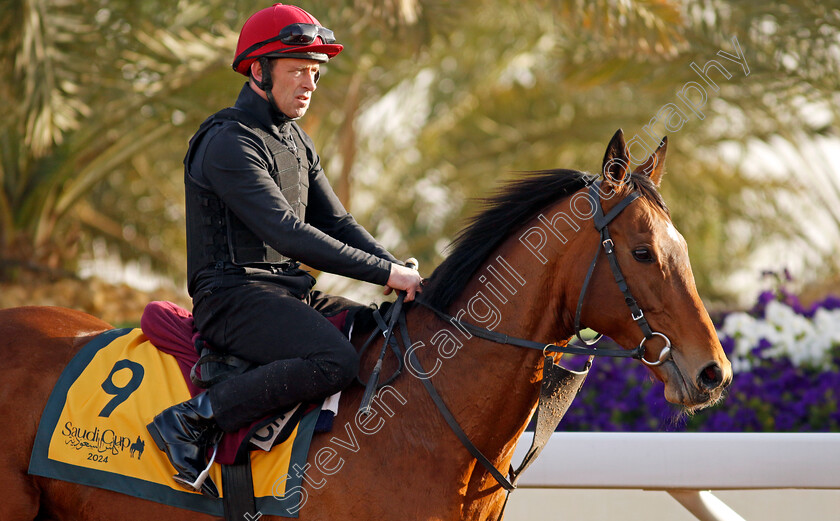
[574,181,672,366]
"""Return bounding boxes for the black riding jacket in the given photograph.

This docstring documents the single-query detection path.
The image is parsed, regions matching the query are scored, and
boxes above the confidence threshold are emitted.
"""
[185,84,396,297]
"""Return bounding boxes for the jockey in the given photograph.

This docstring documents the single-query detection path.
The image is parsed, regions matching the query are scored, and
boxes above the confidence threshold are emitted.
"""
[147,3,422,497]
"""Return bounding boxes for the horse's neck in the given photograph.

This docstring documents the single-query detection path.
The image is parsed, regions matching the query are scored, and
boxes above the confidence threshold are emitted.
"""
[406,219,579,486]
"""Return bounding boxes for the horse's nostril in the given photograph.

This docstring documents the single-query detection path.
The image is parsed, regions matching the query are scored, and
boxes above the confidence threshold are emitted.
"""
[697,362,723,391]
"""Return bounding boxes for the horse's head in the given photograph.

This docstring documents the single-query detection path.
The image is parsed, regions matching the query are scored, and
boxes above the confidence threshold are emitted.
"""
[569,129,732,410]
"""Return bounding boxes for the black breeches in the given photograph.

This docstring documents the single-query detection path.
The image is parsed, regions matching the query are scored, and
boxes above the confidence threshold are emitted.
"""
[193,282,361,432]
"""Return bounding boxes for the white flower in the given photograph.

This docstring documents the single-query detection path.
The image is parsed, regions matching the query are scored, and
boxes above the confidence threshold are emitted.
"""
[716,301,839,372]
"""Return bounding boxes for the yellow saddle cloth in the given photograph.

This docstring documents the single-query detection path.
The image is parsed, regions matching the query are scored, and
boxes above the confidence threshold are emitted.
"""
[29,328,318,517]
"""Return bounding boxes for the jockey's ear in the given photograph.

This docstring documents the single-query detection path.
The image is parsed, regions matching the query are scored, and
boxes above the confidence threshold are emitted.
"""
[633,136,667,187]
[601,129,631,191]
[250,60,264,86]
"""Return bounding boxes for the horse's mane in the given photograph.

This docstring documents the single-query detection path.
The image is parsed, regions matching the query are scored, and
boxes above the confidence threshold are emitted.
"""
[423,169,668,310]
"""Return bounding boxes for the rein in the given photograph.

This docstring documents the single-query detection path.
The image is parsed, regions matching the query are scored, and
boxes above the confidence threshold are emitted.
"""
[356,180,674,516]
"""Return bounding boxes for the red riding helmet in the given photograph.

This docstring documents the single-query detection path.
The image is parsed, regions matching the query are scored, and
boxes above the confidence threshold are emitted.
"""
[232,3,344,76]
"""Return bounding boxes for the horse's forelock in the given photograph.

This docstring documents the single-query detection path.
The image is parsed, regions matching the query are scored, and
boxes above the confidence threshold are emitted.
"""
[627,171,669,216]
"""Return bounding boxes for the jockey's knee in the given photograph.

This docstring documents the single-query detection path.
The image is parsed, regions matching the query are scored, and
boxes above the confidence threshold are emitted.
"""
[319,345,359,392]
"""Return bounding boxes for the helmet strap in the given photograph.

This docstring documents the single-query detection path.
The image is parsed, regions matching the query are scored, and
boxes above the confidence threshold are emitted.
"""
[254,57,295,121]
[254,57,273,91]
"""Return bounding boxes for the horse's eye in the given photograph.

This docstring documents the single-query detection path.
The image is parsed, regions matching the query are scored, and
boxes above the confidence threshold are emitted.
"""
[633,247,654,263]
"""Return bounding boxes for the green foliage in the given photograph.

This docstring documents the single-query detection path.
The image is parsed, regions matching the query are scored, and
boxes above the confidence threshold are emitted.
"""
[0,0,281,279]
[2,0,838,306]
[348,0,840,306]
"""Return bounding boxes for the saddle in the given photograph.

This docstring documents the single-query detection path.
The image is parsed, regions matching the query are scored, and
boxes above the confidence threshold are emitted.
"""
[140,301,349,460]
[139,300,359,519]
[28,299,379,519]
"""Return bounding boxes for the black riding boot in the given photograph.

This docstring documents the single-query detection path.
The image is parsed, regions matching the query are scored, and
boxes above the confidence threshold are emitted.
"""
[146,392,221,497]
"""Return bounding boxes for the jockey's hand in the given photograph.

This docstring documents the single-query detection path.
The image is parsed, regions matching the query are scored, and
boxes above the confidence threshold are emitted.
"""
[384,262,423,302]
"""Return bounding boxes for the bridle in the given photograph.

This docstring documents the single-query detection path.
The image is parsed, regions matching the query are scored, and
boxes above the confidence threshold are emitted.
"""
[415,179,673,367]
[356,177,675,509]
[572,180,672,366]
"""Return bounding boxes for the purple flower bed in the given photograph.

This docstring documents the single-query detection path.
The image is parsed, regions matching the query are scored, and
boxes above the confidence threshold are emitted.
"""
[559,288,840,432]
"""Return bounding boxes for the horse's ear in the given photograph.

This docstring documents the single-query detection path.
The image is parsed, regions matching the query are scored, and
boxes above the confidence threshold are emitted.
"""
[601,129,630,189]
[633,136,667,187]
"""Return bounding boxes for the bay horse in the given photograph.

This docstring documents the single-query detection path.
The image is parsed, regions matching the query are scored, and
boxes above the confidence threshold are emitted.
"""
[1,130,731,520]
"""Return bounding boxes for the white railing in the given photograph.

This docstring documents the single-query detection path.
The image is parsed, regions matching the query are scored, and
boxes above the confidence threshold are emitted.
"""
[512,432,840,521]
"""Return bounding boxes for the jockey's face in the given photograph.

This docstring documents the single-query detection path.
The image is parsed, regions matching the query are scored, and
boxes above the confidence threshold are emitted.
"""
[266,58,320,119]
